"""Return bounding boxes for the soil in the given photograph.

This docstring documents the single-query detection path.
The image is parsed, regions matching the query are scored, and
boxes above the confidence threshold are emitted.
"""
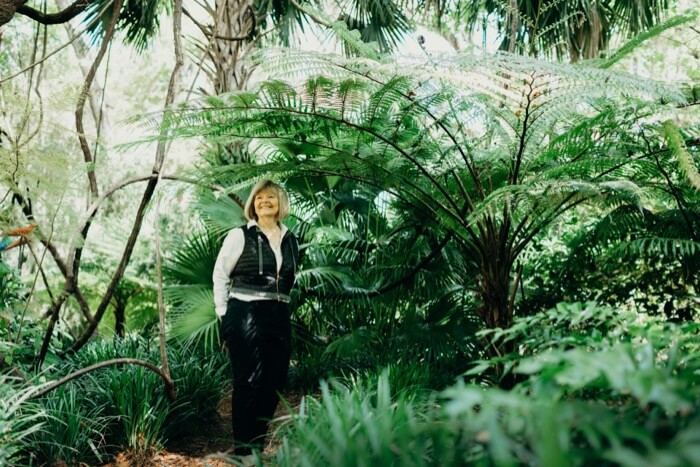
[104,390,306,466]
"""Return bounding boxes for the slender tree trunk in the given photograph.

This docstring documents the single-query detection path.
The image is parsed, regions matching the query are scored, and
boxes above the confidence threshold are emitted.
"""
[114,297,126,338]
[62,0,185,356]
[55,0,112,142]
[154,202,170,379]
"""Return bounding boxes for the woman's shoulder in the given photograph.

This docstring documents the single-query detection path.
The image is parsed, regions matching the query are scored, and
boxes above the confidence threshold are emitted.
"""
[223,226,247,241]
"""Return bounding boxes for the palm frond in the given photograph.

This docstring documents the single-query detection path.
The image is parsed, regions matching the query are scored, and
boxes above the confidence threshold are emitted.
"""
[82,0,171,52]
[163,231,220,286]
[166,286,220,351]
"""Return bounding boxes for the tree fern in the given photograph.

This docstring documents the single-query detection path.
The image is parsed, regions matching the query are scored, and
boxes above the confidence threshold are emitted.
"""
[155,39,697,365]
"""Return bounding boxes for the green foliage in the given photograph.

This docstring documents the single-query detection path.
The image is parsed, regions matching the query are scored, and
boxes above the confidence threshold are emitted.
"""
[520,197,699,318]
[164,347,228,438]
[0,379,43,466]
[445,302,700,466]
[95,364,171,458]
[164,230,223,351]
[33,385,109,465]
[153,42,694,344]
[0,261,24,312]
[83,0,172,52]
[449,0,680,61]
[274,372,451,466]
[276,303,700,466]
[31,335,228,463]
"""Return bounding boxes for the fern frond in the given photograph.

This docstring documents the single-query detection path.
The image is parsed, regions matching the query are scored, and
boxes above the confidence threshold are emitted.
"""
[663,120,700,190]
[624,237,700,258]
[598,11,699,69]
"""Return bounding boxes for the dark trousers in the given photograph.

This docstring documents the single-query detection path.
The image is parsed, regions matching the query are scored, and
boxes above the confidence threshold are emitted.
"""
[220,298,291,455]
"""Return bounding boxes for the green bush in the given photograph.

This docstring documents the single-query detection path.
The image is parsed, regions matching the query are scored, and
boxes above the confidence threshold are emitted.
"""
[32,335,228,463]
[33,384,110,465]
[0,378,43,466]
[275,303,700,466]
[164,346,228,438]
[273,372,453,466]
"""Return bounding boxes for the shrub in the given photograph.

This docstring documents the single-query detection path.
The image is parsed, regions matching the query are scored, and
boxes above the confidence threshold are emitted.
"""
[164,346,228,439]
[33,335,229,463]
[273,372,456,466]
[275,303,700,466]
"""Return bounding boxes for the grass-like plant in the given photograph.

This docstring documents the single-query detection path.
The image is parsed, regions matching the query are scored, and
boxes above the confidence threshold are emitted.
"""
[163,345,229,439]
[33,384,110,465]
[0,378,43,466]
[273,371,451,466]
[29,335,228,463]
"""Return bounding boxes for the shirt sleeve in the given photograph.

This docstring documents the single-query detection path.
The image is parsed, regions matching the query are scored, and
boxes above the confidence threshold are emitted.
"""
[213,228,245,318]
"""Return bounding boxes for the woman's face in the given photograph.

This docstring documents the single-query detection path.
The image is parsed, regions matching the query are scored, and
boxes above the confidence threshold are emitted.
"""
[254,188,279,219]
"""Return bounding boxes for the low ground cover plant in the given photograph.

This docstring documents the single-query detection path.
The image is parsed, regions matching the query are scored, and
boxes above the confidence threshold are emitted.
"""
[273,302,700,466]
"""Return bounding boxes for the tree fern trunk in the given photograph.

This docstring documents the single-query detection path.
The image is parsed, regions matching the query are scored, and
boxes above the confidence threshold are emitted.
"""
[477,222,517,386]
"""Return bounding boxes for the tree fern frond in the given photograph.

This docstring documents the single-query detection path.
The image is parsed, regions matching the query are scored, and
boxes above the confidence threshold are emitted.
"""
[663,120,700,190]
[623,237,700,258]
[597,11,698,70]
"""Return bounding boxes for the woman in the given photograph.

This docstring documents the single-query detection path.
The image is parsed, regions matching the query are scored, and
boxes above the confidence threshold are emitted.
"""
[213,179,299,456]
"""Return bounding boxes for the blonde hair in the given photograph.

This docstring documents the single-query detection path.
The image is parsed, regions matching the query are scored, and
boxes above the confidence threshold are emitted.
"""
[244,179,291,222]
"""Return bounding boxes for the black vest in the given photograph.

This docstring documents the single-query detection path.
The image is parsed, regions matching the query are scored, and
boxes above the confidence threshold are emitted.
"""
[229,224,299,300]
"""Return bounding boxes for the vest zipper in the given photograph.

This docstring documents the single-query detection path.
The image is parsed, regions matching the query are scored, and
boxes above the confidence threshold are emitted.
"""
[277,231,286,301]
[257,232,263,275]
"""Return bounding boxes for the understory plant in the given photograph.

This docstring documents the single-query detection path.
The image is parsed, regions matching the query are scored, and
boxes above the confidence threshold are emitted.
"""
[0,378,43,465]
[274,302,700,466]
[30,335,228,464]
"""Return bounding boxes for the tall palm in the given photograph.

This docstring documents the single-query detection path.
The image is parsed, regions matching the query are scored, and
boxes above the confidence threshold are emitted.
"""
[190,0,413,94]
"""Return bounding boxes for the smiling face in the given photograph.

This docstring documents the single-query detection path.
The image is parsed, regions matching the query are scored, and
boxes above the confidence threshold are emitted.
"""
[253,188,280,220]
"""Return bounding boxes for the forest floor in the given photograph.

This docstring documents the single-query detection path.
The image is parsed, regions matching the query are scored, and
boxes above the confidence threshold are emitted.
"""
[106,390,306,466]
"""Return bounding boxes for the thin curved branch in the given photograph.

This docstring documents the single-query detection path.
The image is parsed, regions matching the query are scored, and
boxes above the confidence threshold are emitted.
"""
[64,0,185,356]
[30,358,176,401]
[75,0,124,200]
[16,0,92,25]
[0,0,115,86]
[75,173,229,236]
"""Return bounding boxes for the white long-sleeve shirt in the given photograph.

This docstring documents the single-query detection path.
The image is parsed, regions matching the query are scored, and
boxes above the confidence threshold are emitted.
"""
[212,220,289,317]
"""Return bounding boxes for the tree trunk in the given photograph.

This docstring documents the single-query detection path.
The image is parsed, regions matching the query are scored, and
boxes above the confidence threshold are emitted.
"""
[475,221,519,388]
[56,0,112,142]
[211,0,254,93]
[114,297,126,338]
